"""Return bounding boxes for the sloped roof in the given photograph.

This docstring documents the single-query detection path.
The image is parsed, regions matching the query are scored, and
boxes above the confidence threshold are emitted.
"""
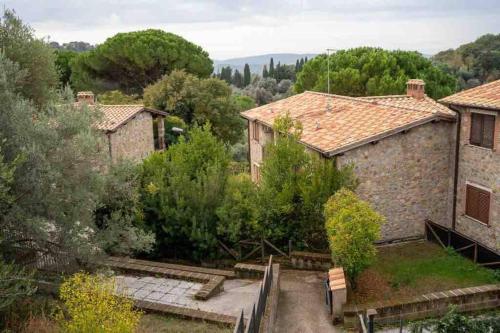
[439,79,500,111]
[241,91,455,156]
[76,104,167,132]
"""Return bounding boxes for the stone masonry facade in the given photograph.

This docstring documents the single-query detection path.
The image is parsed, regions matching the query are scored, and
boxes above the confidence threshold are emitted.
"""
[249,120,274,182]
[336,121,456,241]
[455,107,500,250]
[248,119,456,242]
[108,111,155,163]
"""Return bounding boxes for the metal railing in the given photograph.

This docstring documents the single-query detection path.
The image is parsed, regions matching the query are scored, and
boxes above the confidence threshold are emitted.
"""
[233,255,274,333]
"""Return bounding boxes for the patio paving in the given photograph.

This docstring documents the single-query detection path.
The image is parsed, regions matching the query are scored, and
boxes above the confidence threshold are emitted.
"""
[115,274,260,318]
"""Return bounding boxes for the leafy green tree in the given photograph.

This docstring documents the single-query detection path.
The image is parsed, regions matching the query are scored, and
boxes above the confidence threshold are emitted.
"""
[55,49,77,88]
[433,33,500,88]
[143,70,245,144]
[0,54,153,265]
[98,90,141,105]
[295,47,457,99]
[0,261,36,311]
[257,114,356,248]
[243,63,251,86]
[162,115,187,146]
[0,9,58,107]
[233,95,256,111]
[140,124,230,259]
[324,188,384,287]
[216,173,259,243]
[70,29,213,95]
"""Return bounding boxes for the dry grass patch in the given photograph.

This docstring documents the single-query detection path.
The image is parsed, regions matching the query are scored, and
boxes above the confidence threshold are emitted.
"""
[349,241,498,305]
[137,314,232,333]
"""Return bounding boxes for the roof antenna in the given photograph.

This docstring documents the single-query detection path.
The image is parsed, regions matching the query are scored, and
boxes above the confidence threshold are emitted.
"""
[326,48,336,94]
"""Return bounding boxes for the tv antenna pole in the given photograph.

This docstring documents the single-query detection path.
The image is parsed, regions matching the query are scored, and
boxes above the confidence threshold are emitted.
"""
[326,48,335,94]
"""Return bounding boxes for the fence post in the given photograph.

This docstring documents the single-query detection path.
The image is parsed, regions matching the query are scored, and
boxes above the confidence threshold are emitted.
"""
[261,238,265,263]
[367,309,377,333]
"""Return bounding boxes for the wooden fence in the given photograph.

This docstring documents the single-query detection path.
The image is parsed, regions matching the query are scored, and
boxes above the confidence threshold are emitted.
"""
[233,255,274,333]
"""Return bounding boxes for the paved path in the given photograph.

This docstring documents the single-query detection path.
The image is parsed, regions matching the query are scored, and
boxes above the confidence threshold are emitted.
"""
[276,270,343,333]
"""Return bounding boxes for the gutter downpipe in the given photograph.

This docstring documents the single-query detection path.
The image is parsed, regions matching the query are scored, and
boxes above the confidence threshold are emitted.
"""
[450,106,461,231]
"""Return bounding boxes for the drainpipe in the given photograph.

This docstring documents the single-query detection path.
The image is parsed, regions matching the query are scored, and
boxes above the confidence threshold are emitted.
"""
[451,106,461,231]
[107,133,113,162]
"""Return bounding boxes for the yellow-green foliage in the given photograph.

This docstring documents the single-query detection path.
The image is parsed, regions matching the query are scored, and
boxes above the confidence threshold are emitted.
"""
[324,188,384,286]
[57,273,142,333]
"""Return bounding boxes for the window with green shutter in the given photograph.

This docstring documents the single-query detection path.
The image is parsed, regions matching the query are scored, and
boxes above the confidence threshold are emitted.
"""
[470,113,495,149]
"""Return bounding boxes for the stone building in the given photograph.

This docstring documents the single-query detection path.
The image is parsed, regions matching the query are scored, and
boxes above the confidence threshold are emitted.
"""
[242,79,500,254]
[242,80,457,242]
[440,81,500,251]
[76,91,167,163]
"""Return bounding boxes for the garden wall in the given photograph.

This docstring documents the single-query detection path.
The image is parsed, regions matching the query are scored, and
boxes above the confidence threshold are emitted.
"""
[344,283,500,328]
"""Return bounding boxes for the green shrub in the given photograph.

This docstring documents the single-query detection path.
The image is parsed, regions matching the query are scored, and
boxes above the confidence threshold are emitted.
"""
[324,188,384,287]
[57,273,142,333]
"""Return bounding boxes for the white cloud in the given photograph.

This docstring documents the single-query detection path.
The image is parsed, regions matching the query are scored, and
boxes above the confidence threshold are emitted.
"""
[6,0,500,59]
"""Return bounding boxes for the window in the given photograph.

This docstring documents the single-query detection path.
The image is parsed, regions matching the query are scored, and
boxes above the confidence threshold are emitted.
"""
[465,184,491,224]
[252,121,260,142]
[470,113,495,149]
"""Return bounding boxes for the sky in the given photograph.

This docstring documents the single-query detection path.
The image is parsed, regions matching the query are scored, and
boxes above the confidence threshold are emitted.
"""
[5,0,500,60]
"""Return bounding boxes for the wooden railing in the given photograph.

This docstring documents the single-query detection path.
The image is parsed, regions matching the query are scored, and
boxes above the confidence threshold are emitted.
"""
[233,255,274,333]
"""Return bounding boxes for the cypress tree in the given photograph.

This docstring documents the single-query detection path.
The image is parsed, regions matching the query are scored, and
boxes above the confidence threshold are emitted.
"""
[243,63,251,86]
[299,58,305,71]
[269,58,275,78]
[262,65,268,78]
[295,59,300,72]
[232,69,243,88]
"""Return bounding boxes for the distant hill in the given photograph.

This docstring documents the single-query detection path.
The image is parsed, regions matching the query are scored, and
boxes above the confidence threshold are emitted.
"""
[432,33,500,89]
[214,53,317,75]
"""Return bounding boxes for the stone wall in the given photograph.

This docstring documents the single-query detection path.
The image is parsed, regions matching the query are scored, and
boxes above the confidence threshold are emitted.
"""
[290,251,331,271]
[109,111,155,162]
[343,284,500,327]
[455,107,500,251]
[249,120,274,181]
[337,121,456,241]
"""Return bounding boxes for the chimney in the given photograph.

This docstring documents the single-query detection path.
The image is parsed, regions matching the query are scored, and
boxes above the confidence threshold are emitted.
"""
[77,91,95,105]
[406,79,425,100]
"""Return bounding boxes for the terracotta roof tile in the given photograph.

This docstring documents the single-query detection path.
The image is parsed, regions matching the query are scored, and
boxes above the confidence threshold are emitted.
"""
[75,104,167,132]
[241,91,455,155]
[439,79,500,110]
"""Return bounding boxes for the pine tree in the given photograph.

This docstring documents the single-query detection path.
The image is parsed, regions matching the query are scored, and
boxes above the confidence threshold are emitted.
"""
[269,58,275,78]
[232,69,243,88]
[262,65,269,78]
[243,63,251,87]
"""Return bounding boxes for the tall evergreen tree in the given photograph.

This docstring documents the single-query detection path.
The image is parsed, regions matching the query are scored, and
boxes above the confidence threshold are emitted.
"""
[295,59,300,72]
[262,65,269,78]
[269,58,275,78]
[232,69,243,88]
[305,56,308,63]
[243,63,251,86]
[299,58,305,70]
